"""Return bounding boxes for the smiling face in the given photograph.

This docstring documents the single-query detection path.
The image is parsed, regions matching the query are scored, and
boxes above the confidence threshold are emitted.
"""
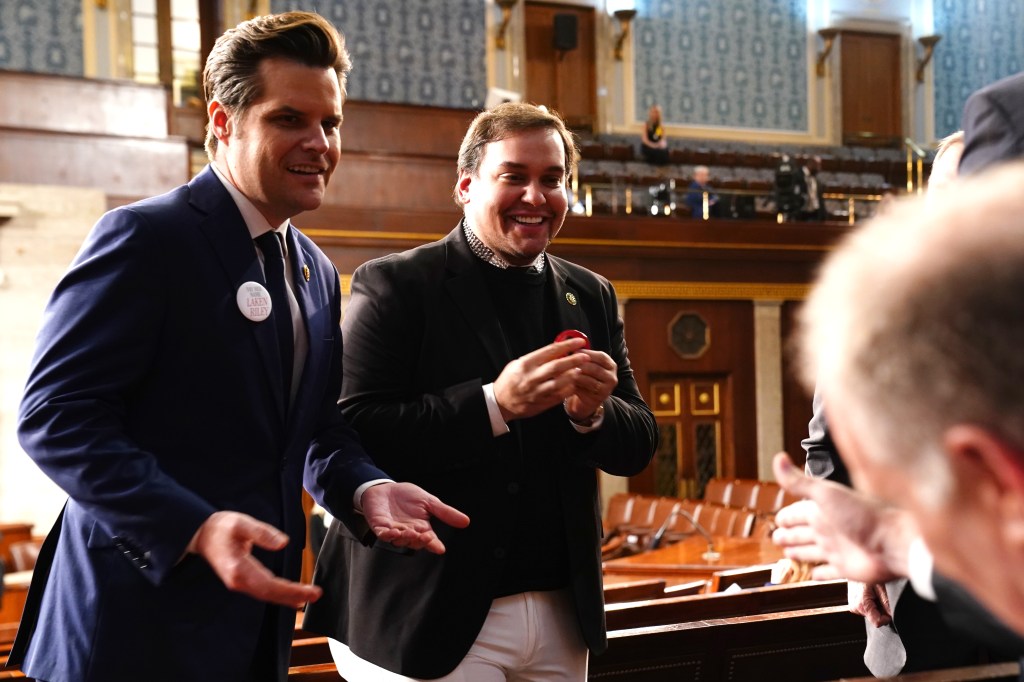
[210,57,342,225]
[457,127,569,266]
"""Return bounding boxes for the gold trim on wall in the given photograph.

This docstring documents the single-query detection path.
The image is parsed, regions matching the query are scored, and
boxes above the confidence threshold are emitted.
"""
[651,382,682,417]
[307,229,830,255]
[340,275,809,300]
[613,281,810,301]
[305,229,447,242]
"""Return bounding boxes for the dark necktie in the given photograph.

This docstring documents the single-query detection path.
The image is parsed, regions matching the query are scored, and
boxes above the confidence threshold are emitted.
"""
[254,231,293,402]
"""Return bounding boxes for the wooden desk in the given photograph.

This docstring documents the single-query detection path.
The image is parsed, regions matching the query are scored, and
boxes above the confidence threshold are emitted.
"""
[602,535,783,586]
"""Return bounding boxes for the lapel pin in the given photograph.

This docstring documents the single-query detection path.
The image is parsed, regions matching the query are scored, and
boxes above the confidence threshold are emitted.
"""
[236,281,272,322]
[302,264,310,282]
[565,292,578,306]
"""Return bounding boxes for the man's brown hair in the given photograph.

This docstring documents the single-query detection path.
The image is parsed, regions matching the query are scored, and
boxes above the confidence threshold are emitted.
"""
[454,102,579,206]
[203,11,351,159]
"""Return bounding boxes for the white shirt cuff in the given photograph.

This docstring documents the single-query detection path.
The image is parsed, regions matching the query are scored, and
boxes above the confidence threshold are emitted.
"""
[354,479,393,512]
[483,383,511,437]
[906,536,937,602]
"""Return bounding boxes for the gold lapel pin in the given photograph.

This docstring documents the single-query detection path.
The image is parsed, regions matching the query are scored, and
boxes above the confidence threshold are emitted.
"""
[302,264,310,282]
[565,292,578,306]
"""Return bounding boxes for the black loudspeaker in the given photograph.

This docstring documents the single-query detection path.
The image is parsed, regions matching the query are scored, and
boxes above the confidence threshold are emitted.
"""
[553,14,578,51]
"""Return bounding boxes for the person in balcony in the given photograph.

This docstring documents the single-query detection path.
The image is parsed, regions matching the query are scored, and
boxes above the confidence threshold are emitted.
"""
[640,104,670,165]
[684,165,720,219]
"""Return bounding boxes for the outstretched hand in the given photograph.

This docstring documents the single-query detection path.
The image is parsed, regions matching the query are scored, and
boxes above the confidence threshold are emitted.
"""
[771,452,918,584]
[361,482,470,555]
[192,510,322,609]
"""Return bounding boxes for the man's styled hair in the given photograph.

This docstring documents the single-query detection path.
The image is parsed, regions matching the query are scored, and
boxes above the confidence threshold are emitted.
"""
[453,102,579,206]
[203,11,351,159]
[796,162,1024,508]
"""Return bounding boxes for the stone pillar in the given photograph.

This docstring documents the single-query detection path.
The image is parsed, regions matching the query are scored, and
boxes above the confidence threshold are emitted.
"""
[753,300,784,481]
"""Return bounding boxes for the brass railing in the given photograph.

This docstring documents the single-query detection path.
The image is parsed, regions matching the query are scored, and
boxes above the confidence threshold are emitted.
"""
[571,182,885,224]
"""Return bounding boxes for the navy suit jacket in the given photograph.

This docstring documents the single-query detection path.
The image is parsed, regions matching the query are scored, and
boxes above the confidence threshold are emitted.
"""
[14,166,387,681]
[303,225,658,678]
[960,71,1024,175]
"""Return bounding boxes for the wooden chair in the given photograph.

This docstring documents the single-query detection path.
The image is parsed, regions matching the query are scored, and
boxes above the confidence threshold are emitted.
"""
[8,541,40,573]
[749,513,777,539]
[628,495,658,529]
[730,479,760,510]
[753,481,784,513]
[702,478,732,506]
[730,508,757,537]
[603,492,635,533]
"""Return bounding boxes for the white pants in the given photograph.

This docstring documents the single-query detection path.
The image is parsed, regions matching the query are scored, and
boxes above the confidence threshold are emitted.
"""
[329,589,589,681]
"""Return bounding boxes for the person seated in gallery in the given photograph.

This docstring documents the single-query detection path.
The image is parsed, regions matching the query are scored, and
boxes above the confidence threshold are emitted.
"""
[684,165,720,218]
[640,104,670,165]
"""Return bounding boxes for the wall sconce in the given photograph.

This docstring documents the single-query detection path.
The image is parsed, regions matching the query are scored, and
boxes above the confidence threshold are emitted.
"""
[613,9,637,61]
[915,35,942,83]
[816,28,839,77]
[495,0,518,50]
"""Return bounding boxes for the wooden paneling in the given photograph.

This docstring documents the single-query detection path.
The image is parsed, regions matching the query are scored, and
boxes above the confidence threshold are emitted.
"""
[840,31,903,146]
[321,155,458,212]
[624,298,757,494]
[339,101,477,158]
[0,129,190,201]
[524,2,597,129]
[0,71,190,199]
[0,71,169,139]
[781,300,813,469]
[301,210,846,282]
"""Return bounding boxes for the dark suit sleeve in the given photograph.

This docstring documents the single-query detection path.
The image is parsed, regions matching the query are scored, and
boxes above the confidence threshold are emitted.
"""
[338,257,656,479]
[17,208,216,583]
[932,570,1024,658]
[303,261,390,536]
[337,258,498,476]
[801,388,851,485]
[570,273,658,477]
[959,74,1024,176]
[960,90,1015,175]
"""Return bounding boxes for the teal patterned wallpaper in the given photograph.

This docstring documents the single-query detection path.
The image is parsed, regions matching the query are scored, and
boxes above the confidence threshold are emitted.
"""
[7,0,1022,139]
[933,0,1023,137]
[0,0,82,75]
[633,0,809,132]
[271,0,487,109]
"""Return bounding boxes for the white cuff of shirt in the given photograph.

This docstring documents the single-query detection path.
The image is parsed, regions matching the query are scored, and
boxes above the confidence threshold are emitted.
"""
[906,536,937,602]
[354,479,393,513]
[483,383,511,437]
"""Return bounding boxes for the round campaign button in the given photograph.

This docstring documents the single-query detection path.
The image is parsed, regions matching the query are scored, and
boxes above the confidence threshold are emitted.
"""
[237,281,272,322]
[554,329,590,350]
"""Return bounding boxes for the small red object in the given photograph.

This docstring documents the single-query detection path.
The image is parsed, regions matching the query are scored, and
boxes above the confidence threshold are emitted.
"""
[555,329,590,349]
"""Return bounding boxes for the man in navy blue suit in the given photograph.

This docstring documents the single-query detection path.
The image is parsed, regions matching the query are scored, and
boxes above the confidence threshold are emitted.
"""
[959,71,1024,176]
[11,12,467,682]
